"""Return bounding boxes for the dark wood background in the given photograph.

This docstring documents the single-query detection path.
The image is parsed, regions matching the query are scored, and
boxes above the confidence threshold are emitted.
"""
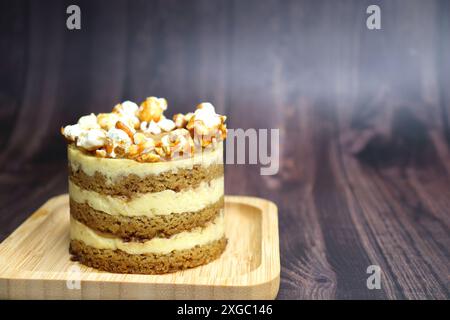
[0,0,449,299]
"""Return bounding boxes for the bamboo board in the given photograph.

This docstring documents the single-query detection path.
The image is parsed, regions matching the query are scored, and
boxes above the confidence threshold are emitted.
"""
[0,195,280,299]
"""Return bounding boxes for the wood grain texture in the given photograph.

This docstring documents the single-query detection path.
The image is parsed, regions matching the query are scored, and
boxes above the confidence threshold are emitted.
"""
[0,195,280,300]
[0,0,449,299]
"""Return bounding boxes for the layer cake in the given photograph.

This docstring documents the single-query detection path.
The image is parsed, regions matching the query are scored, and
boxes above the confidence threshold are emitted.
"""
[61,97,227,274]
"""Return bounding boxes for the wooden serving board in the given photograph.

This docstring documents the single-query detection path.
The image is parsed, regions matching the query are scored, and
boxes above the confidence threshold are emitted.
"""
[0,195,280,300]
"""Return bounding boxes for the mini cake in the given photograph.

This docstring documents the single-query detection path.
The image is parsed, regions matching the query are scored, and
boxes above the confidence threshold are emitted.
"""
[61,97,227,274]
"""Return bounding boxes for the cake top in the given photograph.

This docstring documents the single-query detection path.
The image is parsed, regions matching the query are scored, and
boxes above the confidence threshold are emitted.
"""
[61,97,227,162]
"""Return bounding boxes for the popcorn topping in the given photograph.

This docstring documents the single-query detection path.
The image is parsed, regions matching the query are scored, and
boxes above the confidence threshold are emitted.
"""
[118,100,139,115]
[61,97,227,162]
[173,113,186,128]
[97,113,120,130]
[146,120,162,135]
[107,128,132,145]
[187,103,227,146]
[62,124,83,141]
[112,101,140,129]
[158,118,176,132]
[138,97,167,123]
[76,129,106,151]
[194,103,221,128]
[106,128,132,156]
[78,113,100,130]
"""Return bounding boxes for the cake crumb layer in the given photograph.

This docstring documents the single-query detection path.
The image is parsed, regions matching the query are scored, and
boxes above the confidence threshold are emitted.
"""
[70,197,224,240]
[69,164,223,197]
[69,237,227,274]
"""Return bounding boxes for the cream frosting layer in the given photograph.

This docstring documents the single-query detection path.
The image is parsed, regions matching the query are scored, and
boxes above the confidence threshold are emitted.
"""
[68,176,224,217]
[70,213,225,255]
[68,143,223,182]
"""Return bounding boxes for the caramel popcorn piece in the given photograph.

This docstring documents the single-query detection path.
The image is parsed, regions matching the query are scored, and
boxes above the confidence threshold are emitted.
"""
[173,113,187,128]
[138,97,167,123]
[97,113,120,130]
[112,101,140,129]
[147,121,161,134]
[158,118,176,132]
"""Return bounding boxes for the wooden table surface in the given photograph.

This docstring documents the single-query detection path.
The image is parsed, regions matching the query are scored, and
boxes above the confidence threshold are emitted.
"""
[0,0,449,299]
